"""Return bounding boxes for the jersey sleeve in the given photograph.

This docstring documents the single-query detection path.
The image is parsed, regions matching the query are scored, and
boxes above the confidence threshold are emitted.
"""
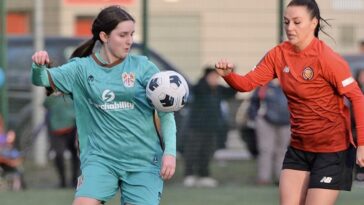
[158,111,177,156]
[223,47,277,92]
[344,86,364,146]
[48,58,81,94]
[322,51,357,95]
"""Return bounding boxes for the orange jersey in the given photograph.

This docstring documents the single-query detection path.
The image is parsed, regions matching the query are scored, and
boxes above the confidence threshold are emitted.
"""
[224,38,364,152]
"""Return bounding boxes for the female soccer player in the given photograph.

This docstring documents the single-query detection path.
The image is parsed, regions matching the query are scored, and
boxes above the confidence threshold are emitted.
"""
[31,5,176,205]
[215,0,364,205]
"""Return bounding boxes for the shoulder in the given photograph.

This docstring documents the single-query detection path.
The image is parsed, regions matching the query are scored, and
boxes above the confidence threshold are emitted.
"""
[275,41,291,53]
[264,42,289,59]
[64,56,91,68]
[128,54,159,72]
[64,56,96,71]
[319,41,349,69]
[128,54,149,65]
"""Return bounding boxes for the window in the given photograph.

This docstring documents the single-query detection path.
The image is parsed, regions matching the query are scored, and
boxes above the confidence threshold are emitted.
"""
[74,16,93,37]
[331,0,364,10]
[7,12,30,35]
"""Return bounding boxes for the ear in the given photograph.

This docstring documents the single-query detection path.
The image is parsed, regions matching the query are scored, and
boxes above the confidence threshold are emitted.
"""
[311,18,318,30]
[99,31,108,43]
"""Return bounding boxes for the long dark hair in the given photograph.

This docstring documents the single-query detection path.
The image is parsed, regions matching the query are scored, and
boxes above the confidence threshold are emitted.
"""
[287,0,331,39]
[70,5,135,58]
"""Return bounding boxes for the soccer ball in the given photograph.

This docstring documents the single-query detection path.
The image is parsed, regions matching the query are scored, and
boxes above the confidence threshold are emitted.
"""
[146,71,189,112]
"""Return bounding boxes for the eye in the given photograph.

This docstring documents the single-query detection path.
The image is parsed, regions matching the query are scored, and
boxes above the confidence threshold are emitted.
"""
[294,21,301,25]
[283,18,289,25]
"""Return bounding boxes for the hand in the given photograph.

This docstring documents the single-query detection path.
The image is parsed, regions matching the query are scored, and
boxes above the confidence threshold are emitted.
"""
[160,154,176,180]
[215,59,235,77]
[356,146,364,167]
[32,50,50,66]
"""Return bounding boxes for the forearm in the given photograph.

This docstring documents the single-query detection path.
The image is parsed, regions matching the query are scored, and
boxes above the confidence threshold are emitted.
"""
[223,72,256,92]
[158,111,177,156]
[345,86,364,145]
[31,63,50,87]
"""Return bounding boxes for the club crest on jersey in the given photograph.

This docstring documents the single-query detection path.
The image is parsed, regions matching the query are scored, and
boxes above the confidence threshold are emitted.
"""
[122,72,135,87]
[302,67,314,80]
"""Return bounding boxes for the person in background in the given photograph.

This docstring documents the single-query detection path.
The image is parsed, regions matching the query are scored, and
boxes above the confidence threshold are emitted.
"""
[215,0,364,204]
[247,80,290,186]
[359,40,364,54]
[43,92,79,188]
[183,67,236,188]
[0,115,24,191]
[31,5,176,205]
[235,92,259,159]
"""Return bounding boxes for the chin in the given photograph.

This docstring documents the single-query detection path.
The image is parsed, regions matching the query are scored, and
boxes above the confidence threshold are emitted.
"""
[119,53,128,59]
[288,39,298,46]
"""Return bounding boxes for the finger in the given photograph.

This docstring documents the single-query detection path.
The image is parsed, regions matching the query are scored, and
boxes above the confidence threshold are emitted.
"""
[163,168,174,180]
[162,170,170,180]
[215,61,223,69]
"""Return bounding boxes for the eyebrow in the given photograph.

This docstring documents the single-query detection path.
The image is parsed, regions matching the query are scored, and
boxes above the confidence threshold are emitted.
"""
[283,16,302,20]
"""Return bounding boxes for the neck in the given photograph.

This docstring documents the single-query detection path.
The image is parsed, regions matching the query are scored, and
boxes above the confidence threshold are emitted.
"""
[100,47,112,64]
[294,35,315,52]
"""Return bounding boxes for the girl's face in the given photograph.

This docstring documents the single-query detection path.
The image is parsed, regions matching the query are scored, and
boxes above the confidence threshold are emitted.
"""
[102,20,135,61]
[284,6,317,50]
[206,71,220,87]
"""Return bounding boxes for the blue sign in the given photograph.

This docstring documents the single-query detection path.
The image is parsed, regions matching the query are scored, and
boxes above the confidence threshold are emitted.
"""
[0,68,4,87]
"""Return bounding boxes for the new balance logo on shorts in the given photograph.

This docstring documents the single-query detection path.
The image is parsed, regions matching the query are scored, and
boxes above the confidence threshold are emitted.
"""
[320,176,333,183]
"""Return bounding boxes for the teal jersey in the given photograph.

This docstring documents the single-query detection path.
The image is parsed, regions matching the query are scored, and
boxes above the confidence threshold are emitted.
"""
[48,54,174,171]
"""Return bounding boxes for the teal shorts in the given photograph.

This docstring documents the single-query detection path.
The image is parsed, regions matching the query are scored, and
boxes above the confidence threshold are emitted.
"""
[75,164,164,205]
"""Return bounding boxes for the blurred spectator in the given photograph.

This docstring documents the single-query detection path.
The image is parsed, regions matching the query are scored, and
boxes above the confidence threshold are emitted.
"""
[0,115,24,191]
[183,67,236,188]
[360,40,364,54]
[43,92,79,188]
[235,92,259,159]
[0,68,4,88]
[216,100,230,150]
[247,79,290,185]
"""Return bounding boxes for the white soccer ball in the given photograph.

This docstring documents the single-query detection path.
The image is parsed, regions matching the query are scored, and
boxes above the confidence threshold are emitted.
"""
[146,71,189,112]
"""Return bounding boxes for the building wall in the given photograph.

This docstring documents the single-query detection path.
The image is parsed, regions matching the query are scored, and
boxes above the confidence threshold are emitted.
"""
[6,0,364,82]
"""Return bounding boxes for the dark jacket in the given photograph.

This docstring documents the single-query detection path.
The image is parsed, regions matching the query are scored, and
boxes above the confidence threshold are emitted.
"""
[187,78,236,132]
[248,82,290,126]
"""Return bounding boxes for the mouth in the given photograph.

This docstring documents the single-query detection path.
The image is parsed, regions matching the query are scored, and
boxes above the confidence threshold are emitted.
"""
[287,34,295,40]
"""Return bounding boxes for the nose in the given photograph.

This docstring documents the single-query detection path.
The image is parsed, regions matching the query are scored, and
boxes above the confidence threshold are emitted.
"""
[286,22,294,31]
[126,35,133,45]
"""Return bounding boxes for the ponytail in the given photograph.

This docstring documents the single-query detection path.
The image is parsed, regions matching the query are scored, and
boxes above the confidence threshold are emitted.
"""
[70,38,97,59]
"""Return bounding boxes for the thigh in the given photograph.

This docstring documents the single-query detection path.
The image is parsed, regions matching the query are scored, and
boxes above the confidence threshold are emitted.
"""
[72,197,102,205]
[121,171,163,205]
[75,164,119,203]
[279,169,310,205]
[305,188,339,205]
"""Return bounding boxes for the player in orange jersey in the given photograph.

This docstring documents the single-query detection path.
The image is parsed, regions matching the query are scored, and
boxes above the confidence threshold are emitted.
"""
[215,0,364,205]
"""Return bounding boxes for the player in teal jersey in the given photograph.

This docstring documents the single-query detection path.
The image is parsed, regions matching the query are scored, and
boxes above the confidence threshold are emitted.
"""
[31,5,176,205]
